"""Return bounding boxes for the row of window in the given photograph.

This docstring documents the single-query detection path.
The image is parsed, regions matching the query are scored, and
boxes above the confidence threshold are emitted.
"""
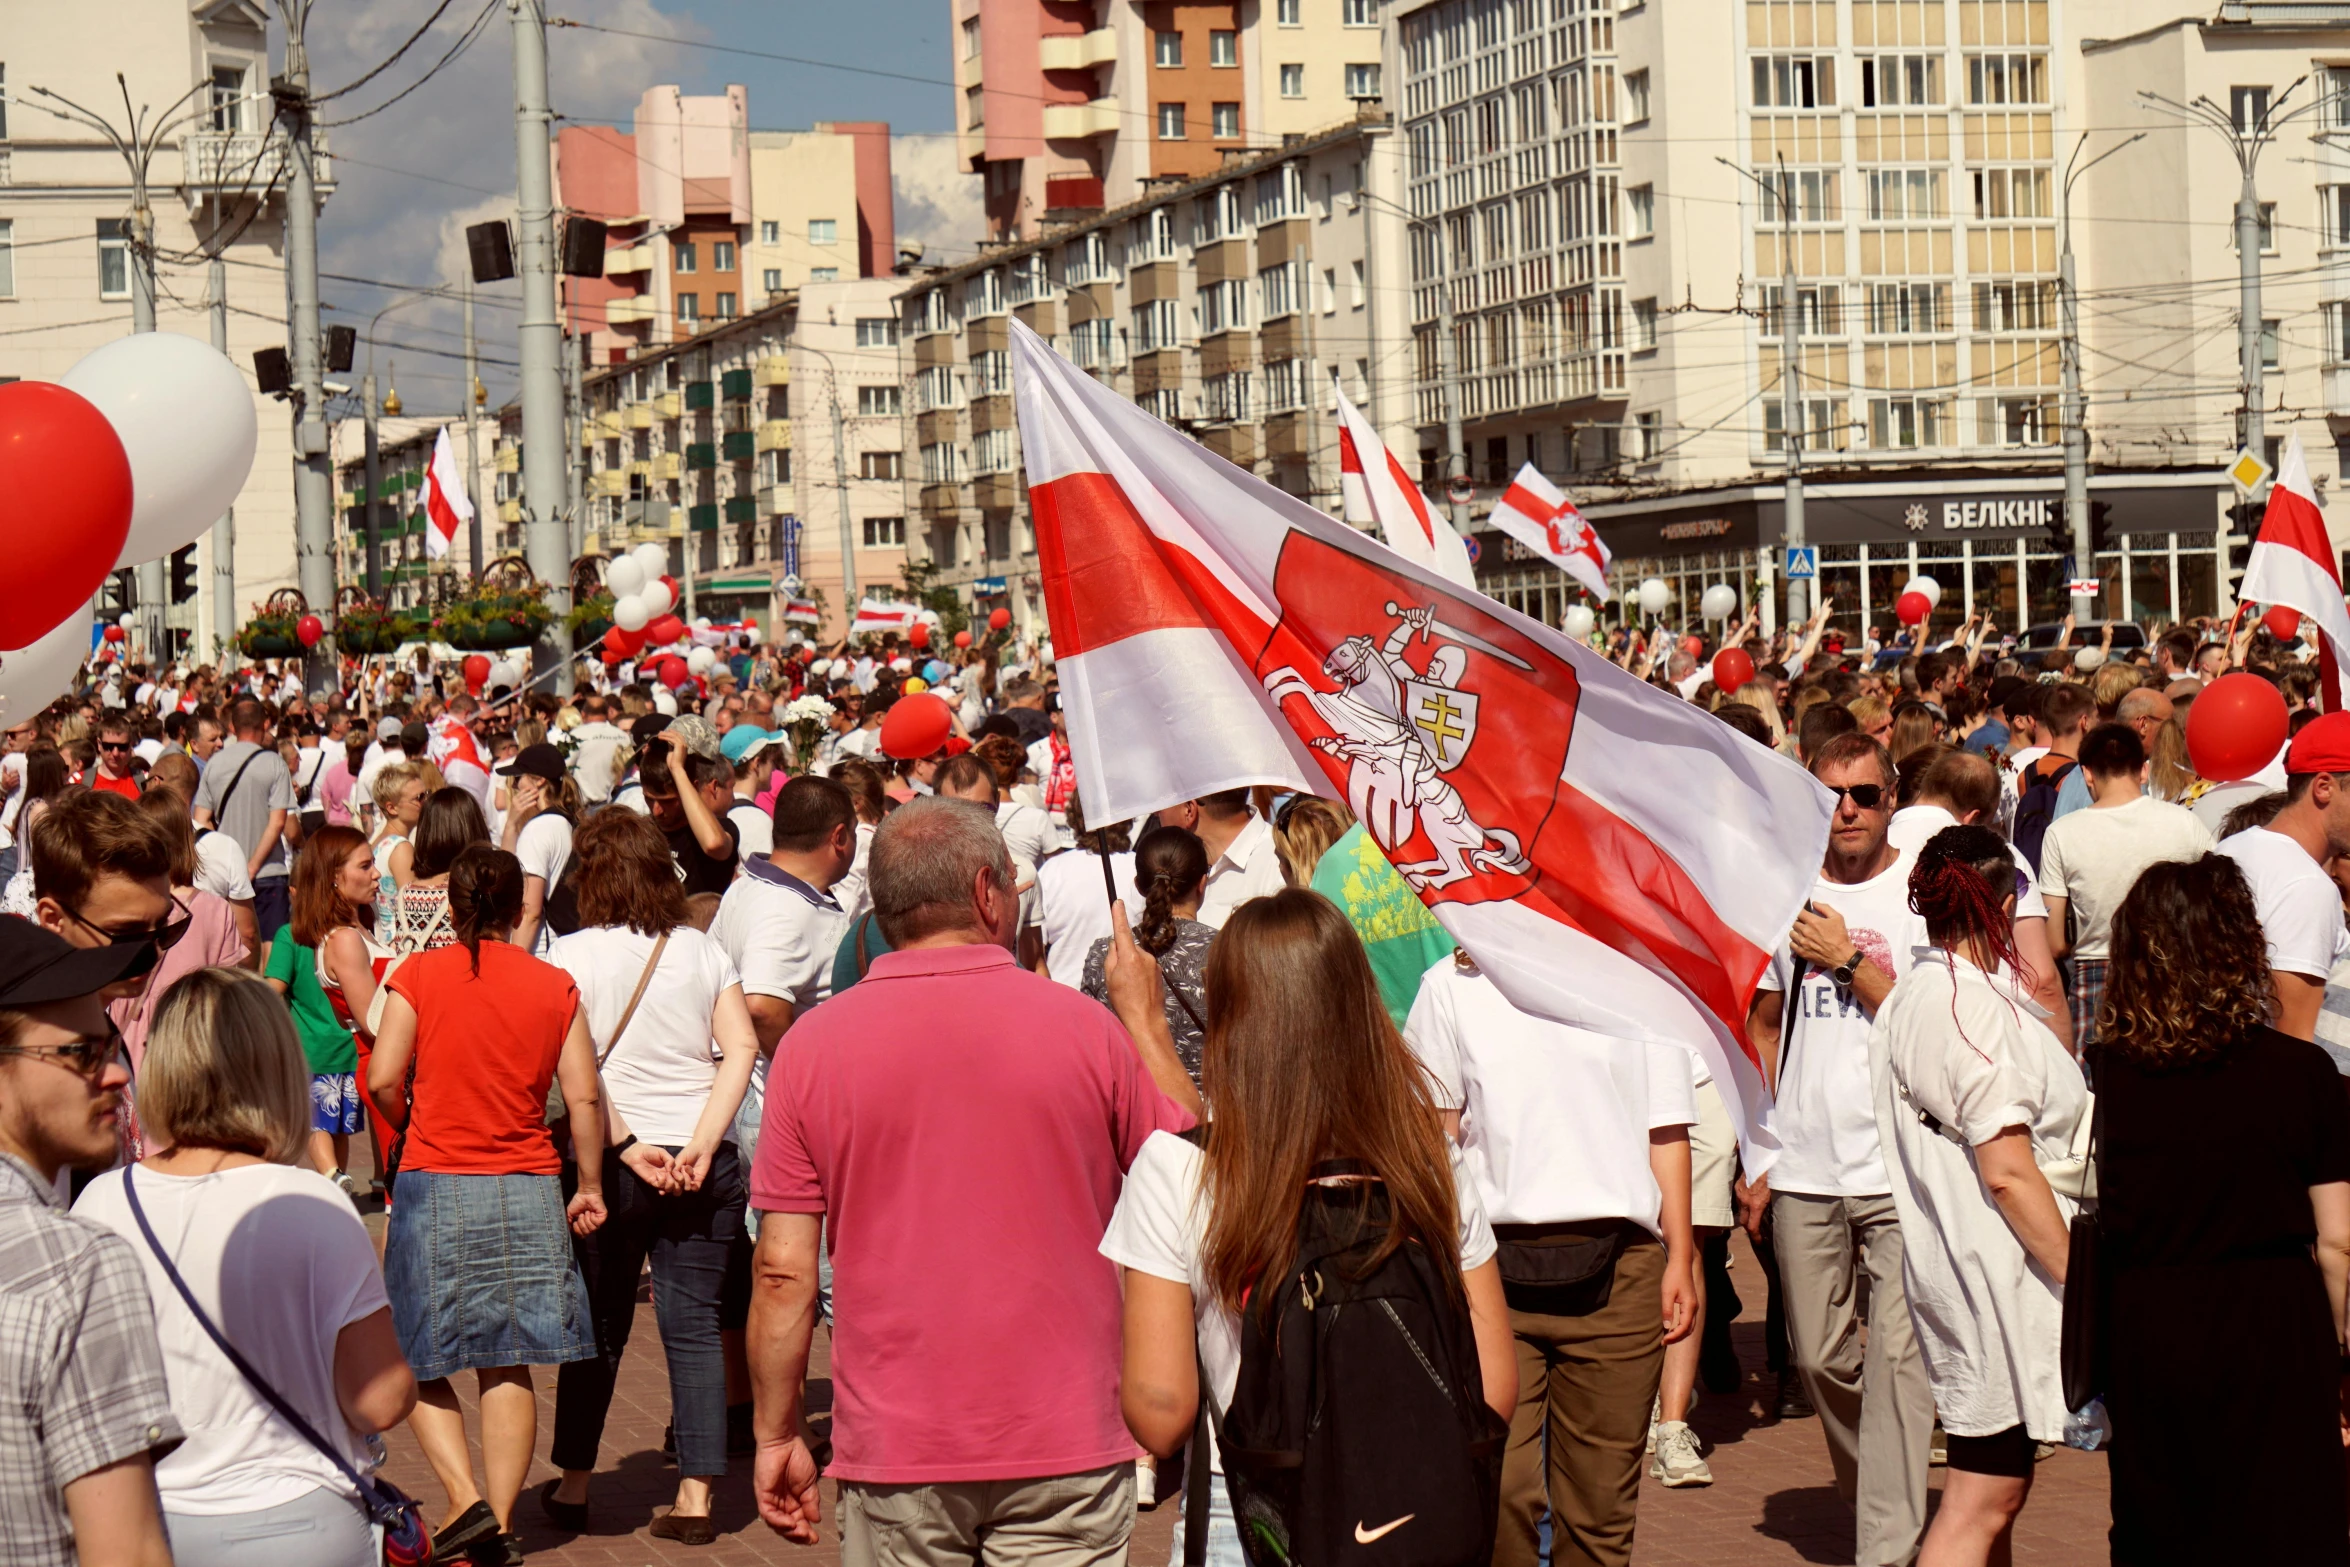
[754,219,840,247]
[673,241,737,275]
[1751,50,2048,110]
[1157,102,1245,140]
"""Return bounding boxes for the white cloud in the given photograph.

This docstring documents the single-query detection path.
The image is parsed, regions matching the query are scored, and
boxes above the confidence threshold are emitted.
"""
[889,134,983,270]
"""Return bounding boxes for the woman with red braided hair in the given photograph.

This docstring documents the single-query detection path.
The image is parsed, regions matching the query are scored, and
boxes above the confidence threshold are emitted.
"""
[1868,824,2089,1567]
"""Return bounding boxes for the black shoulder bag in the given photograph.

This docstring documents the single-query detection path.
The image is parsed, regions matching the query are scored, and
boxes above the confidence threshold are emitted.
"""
[2058,1053,2106,1411]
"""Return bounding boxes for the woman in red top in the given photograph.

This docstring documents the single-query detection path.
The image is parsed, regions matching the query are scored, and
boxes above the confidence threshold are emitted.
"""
[368,845,607,1566]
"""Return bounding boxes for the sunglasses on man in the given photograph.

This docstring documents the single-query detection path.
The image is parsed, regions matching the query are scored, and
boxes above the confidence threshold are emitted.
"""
[1825,783,1887,810]
[59,896,192,953]
[0,1015,129,1078]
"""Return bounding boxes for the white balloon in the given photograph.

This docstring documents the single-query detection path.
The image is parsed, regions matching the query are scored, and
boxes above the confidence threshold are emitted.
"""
[488,659,522,687]
[631,543,669,581]
[1637,577,1672,615]
[641,578,675,617]
[606,556,645,598]
[687,647,717,675]
[612,594,650,632]
[810,658,833,676]
[61,333,259,566]
[891,656,912,672]
[1562,604,1597,640]
[1909,574,1942,608]
[1700,584,1738,622]
[692,616,711,631]
[117,612,134,629]
[0,614,93,726]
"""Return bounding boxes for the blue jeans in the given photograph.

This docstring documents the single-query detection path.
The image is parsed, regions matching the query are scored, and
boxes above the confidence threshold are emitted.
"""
[1167,1470,1248,1567]
[552,1143,747,1478]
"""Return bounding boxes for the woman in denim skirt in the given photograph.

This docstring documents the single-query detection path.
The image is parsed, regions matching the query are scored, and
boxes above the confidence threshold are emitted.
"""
[368,845,609,1566]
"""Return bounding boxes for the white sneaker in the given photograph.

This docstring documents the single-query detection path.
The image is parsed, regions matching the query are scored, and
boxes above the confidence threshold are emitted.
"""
[1135,1454,1159,1511]
[1649,1421,1713,1488]
[1645,1394,1659,1454]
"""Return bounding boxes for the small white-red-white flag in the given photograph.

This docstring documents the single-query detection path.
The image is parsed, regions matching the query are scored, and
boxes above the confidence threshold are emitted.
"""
[2242,432,2349,710]
[1333,381,1476,588]
[1488,463,1613,604]
[782,596,822,626]
[851,598,922,634]
[423,427,471,561]
[1015,320,1830,1166]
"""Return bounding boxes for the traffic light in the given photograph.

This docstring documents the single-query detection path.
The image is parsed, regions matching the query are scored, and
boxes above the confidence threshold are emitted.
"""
[170,544,199,604]
[100,568,135,620]
[2226,500,2263,590]
[2087,499,2113,555]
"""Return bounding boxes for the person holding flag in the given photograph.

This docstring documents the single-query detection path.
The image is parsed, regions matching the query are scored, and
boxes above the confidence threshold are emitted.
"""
[1487,464,1614,604]
[2241,431,2349,711]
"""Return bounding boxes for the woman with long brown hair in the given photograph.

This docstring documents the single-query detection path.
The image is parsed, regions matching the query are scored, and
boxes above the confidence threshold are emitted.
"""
[1102,888,1514,1565]
[1082,824,1213,1083]
[286,825,392,1184]
[2094,853,2350,1565]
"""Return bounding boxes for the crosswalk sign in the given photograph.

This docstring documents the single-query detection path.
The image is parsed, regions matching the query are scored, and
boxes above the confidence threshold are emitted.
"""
[1785,546,1818,579]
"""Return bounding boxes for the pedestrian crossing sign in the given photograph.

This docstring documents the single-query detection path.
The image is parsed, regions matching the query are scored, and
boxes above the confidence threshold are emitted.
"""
[1784,546,1817,579]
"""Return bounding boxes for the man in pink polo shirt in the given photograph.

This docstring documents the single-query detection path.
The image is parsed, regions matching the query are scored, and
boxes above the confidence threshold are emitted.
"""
[748,795,1201,1561]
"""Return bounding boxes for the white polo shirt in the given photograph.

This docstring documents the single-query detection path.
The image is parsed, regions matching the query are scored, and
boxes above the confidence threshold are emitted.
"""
[1035,848,1145,988]
[2220,826,2348,980]
[710,857,849,1120]
[1403,958,1696,1236]
[1887,804,2047,922]
[1196,815,1287,930]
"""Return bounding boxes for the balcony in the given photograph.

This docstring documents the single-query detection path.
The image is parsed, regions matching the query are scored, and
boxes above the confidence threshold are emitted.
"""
[179,127,330,196]
[590,469,629,497]
[655,391,683,420]
[499,498,523,524]
[2330,363,2350,417]
[656,452,683,482]
[722,429,756,463]
[754,355,791,388]
[593,408,624,437]
[757,419,793,451]
[605,244,653,274]
[725,494,759,524]
[495,446,520,473]
[759,484,791,514]
[685,381,716,412]
[605,295,656,326]
[689,502,720,532]
[722,367,754,401]
[1039,27,1117,70]
[685,442,718,471]
[1040,98,1120,139]
[628,404,654,429]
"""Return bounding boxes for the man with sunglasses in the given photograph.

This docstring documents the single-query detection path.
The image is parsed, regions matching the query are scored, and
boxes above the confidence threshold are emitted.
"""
[0,917,182,1567]
[27,792,182,998]
[86,721,141,802]
[1740,731,1936,1567]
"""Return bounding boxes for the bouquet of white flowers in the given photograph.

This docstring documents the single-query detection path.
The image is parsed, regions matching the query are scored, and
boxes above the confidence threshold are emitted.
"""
[782,694,835,773]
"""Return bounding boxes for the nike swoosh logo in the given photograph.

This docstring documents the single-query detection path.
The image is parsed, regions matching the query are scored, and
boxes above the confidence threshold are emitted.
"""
[1355,1515,1415,1544]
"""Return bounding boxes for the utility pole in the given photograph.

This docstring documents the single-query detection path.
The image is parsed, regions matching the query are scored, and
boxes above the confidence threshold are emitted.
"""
[208,250,237,659]
[1434,275,1469,533]
[2059,133,2146,625]
[511,0,574,691]
[567,320,588,561]
[1718,153,1807,627]
[277,7,336,691]
[362,371,382,599]
[464,276,484,578]
[833,382,855,613]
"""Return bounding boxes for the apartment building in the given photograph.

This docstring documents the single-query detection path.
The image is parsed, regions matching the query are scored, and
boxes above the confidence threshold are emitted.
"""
[1398,0,2350,638]
[747,124,897,301]
[954,0,1386,240]
[899,114,1409,631]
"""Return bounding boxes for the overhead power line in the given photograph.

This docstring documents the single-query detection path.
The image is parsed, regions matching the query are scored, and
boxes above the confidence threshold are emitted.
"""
[311,0,463,102]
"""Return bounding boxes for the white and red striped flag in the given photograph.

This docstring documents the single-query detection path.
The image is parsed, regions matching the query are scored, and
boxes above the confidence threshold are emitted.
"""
[2241,431,2350,710]
[423,427,471,561]
[782,596,823,626]
[850,598,922,635]
[1334,381,1477,588]
[1489,463,1613,603]
[1015,320,1829,1165]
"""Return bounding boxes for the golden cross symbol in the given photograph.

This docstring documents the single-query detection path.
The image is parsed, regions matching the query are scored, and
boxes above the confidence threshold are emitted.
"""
[1417,691,1466,752]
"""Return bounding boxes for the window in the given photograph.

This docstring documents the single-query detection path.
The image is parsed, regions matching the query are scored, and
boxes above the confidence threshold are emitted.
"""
[1761,283,1842,336]
[1752,54,1835,109]
[1264,357,1310,412]
[858,384,903,415]
[97,220,129,299]
[863,514,907,546]
[1253,163,1303,225]
[1211,30,1237,66]
[966,85,984,128]
[1344,64,1381,99]
[972,427,1015,474]
[1065,231,1113,283]
[962,16,981,57]
[1770,167,1843,222]
[1764,398,1847,454]
[1869,396,1946,449]
[1350,259,1366,307]
[1069,318,1115,367]
[759,221,779,245]
[1971,167,2050,220]
[1280,63,1304,97]
[2332,186,2350,246]
[1342,0,1378,23]
[2328,301,2350,363]
[1971,279,2056,332]
[1200,277,1249,333]
[966,268,1005,317]
[914,365,959,411]
[971,348,1011,395]
[1259,262,1298,318]
[1628,183,1654,237]
[809,219,837,246]
[675,243,697,273]
[1980,396,2054,446]
[860,450,904,480]
[1859,54,1941,107]
[762,268,782,292]
[1320,266,1337,313]
[2231,85,2271,133]
[1132,298,1181,351]
[0,64,8,140]
[1866,281,1952,333]
[1635,411,1661,461]
[716,292,737,319]
[1213,102,1241,138]
[1203,370,1252,422]
[1861,168,1938,222]
[677,293,700,323]
[1966,52,2047,106]
[0,220,12,298]
[1155,29,1183,66]
[2263,316,2281,372]
[920,442,962,483]
[856,317,899,347]
[1131,207,1177,261]
[1631,297,1658,349]
[1158,102,1186,140]
[713,240,736,270]
[1624,70,1650,123]
[208,64,244,131]
[811,267,839,281]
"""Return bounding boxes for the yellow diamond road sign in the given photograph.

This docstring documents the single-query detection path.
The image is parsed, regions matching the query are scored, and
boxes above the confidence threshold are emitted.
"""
[2230,449,2273,493]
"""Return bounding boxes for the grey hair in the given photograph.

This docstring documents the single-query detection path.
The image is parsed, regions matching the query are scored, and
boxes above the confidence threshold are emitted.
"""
[869,795,1015,946]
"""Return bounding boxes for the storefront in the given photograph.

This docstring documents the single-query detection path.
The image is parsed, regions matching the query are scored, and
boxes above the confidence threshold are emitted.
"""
[695,572,775,639]
[1469,469,2236,641]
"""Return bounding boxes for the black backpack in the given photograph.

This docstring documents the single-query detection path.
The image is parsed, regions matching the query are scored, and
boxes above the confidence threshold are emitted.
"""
[2012,756,2077,874]
[1200,1158,1507,1567]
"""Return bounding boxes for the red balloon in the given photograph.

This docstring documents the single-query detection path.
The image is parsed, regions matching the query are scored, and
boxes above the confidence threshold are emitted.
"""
[462,653,492,685]
[2264,605,2303,643]
[1678,634,1704,660]
[659,575,680,605]
[989,608,1011,632]
[1896,591,1930,626]
[606,624,644,656]
[601,645,626,667]
[659,656,691,689]
[2187,671,2290,782]
[909,621,931,649]
[296,614,324,648]
[953,629,973,649]
[645,613,686,647]
[0,382,133,649]
[879,693,955,760]
[102,624,126,644]
[1712,648,1755,694]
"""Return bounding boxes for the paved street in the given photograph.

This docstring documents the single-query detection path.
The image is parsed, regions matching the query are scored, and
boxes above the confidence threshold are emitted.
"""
[364,1220,2109,1565]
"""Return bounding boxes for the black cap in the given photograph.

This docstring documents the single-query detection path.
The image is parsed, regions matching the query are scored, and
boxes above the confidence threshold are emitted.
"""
[497,742,566,784]
[0,916,158,1008]
[1986,674,2031,714]
[629,713,670,745]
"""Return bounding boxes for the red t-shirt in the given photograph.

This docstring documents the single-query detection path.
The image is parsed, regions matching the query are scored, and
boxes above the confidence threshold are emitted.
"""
[87,771,141,800]
[387,940,579,1176]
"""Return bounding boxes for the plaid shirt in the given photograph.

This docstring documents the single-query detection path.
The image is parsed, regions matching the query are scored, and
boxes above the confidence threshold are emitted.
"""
[0,1153,181,1567]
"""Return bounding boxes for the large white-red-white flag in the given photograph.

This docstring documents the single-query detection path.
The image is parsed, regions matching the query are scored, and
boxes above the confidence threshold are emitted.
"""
[423,427,471,561]
[1015,321,1830,1165]
[1487,463,1613,603]
[1334,382,1476,588]
[850,598,923,635]
[2241,431,2350,711]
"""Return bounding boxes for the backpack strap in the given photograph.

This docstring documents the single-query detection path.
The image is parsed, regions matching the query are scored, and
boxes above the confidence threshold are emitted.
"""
[1185,1352,1214,1567]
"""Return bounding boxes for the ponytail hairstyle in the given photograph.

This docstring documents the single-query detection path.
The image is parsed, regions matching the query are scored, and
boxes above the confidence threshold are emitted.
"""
[1131,824,1210,956]
[447,844,525,975]
[1909,823,2030,1000]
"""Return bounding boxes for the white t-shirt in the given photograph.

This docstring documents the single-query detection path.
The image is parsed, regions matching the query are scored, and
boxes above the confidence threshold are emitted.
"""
[834,822,877,927]
[1035,848,1145,988]
[1197,815,1288,930]
[2190,778,2278,835]
[2220,826,2349,980]
[728,800,774,860]
[1403,960,1696,1233]
[73,1164,388,1515]
[568,721,628,804]
[1099,1128,1497,1471]
[2035,794,2216,960]
[551,924,743,1146]
[711,859,849,1117]
[1757,849,1930,1198]
[515,813,573,952]
[1887,804,2046,921]
[193,830,254,904]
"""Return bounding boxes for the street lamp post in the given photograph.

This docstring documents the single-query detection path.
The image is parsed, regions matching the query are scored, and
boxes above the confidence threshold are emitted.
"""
[2058,131,2146,622]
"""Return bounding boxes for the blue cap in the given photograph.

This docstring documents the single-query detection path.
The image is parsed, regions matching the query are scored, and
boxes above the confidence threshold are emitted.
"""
[720,723,775,763]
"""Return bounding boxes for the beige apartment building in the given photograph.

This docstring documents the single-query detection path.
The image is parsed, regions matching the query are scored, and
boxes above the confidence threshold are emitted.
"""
[895,113,1411,632]
[1397,0,2350,637]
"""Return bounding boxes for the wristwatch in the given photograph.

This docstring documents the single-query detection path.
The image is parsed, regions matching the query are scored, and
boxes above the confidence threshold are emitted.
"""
[1830,948,1863,988]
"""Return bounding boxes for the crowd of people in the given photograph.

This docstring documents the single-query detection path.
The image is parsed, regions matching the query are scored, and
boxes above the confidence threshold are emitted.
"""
[1,601,2346,1567]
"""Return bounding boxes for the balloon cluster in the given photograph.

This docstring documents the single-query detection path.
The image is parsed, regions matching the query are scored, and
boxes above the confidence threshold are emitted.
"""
[1895,575,1943,627]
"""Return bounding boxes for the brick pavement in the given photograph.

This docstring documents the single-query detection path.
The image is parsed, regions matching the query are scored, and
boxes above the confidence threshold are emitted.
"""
[365,1212,2107,1566]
